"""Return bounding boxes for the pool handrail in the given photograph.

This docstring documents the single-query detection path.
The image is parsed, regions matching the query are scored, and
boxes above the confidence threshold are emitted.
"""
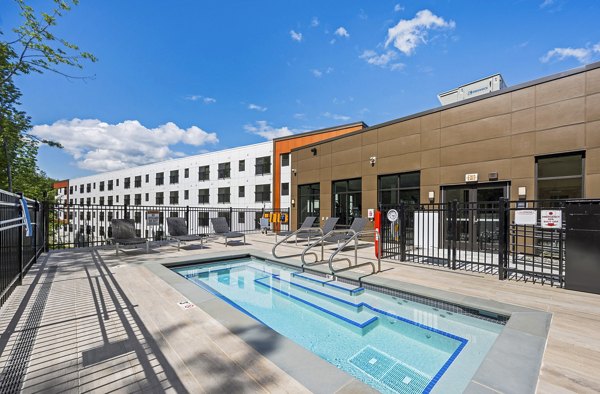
[272,227,324,259]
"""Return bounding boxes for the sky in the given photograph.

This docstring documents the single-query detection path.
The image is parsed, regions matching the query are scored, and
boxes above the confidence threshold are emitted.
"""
[1,0,599,180]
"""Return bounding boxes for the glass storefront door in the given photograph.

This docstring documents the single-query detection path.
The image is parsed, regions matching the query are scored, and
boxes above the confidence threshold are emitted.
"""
[443,183,508,251]
[333,179,362,228]
[298,183,320,227]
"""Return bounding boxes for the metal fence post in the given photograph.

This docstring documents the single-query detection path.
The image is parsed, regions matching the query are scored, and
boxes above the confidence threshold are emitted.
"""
[498,197,508,280]
[451,200,458,270]
[399,202,407,261]
[185,205,190,233]
[32,200,38,265]
[17,193,24,284]
[43,200,50,252]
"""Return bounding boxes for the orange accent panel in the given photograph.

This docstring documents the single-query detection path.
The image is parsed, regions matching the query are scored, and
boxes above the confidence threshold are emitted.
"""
[272,124,365,214]
[53,180,69,189]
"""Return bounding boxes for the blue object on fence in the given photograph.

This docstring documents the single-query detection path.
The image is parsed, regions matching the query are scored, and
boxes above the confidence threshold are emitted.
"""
[20,197,32,237]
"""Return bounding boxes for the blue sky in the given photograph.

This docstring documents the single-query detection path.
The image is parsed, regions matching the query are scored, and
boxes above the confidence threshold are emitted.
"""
[1,0,599,179]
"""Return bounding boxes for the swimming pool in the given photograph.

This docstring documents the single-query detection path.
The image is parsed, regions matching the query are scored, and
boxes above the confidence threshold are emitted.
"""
[173,257,504,393]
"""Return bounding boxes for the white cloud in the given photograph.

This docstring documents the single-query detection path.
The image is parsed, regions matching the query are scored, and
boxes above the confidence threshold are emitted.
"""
[31,119,219,172]
[311,17,320,27]
[293,113,306,120]
[334,27,350,38]
[248,103,267,112]
[311,67,333,78]
[360,50,405,70]
[244,121,295,140]
[385,9,456,56]
[540,43,600,64]
[186,95,216,104]
[290,30,303,42]
[394,4,404,12]
[540,0,554,8]
[323,112,351,121]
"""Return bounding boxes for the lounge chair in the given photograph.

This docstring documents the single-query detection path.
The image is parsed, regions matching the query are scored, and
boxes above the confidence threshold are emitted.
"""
[211,217,245,246]
[323,217,370,245]
[296,217,339,243]
[167,217,207,250]
[110,219,149,255]
[275,216,317,242]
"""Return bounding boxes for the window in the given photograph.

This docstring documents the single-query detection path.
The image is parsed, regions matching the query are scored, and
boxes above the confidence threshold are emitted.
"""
[184,168,189,178]
[184,190,189,200]
[93,197,96,204]
[218,187,230,203]
[108,196,113,206]
[170,170,179,184]
[134,194,141,205]
[116,179,119,187]
[80,185,84,193]
[255,156,271,175]
[198,189,209,204]
[298,183,320,227]
[69,186,73,194]
[145,174,149,183]
[378,171,420,205]
[93,183,96,190]
[100,196,105,205]
[239,186,245,198]
[333,178,362,228]
[124,195,131,205]
[134,212,142,224]
[198,165,210,181]
[108,180,113,191]
[238,212,245,224]
[239,160,245,172]
[145,193,149,202]
[156,192,164,205]
[134,176,142,188]
[281,182,289,196]
[86,198,91,205]
[198,212,210,227]
[255,184,271,202]
[281,153,290,167]
[156,172,164,185]
[217,211,231,225]
[124,177,131,189]
[218,162,231,179]
[170,191,179,204]
[86,183,91,193]
[536,153,584,199]
[99,181,105,191]
[116,195,119,203]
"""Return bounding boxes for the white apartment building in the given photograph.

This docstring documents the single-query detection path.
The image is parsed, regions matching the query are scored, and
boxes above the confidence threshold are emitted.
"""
[57,141,276,209]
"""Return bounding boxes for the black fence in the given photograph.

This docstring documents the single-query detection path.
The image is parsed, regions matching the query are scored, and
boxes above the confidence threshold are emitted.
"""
[48,203,290,249]
[380,199,567,287]
[0,189,46,307]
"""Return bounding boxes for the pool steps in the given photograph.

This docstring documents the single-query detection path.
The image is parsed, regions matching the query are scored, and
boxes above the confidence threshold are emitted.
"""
[254,275,378,333]
[290,272,365,296]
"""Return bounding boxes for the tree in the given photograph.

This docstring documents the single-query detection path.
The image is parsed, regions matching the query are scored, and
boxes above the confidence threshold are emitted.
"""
[1,0,96,200]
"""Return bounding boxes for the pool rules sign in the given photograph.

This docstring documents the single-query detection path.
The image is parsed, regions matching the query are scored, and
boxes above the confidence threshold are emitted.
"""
[541,210,562,229]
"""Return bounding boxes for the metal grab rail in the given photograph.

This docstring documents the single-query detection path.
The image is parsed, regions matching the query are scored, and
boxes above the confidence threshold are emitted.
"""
[300,228,382,275]
[272,227,324,259]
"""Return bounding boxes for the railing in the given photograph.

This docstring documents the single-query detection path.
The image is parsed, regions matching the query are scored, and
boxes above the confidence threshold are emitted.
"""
[47,203,289,249]
[379,199,569,287]
[300,229,381,276]
[0,189,46,307]
[272,227,323,260]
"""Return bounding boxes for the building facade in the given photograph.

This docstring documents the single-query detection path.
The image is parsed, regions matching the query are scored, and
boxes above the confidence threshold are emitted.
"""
[290,62,600,229]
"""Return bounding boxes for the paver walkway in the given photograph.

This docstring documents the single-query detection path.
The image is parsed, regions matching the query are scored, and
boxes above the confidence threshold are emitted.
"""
[0,233,599,393]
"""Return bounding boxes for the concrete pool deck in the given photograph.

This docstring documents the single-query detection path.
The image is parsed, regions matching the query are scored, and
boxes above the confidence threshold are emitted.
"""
[0,234,599,393]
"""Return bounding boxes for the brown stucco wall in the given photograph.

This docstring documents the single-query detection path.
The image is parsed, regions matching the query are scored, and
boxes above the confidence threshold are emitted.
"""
[290,63,600,229]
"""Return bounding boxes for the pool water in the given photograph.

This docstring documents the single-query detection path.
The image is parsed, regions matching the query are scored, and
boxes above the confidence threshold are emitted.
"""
[173,258,503,393]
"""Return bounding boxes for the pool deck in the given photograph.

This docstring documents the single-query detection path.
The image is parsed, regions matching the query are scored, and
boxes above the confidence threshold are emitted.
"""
[0,234,599,393]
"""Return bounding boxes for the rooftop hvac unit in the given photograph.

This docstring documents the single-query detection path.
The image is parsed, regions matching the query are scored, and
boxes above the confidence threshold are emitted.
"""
[437,74,506,106]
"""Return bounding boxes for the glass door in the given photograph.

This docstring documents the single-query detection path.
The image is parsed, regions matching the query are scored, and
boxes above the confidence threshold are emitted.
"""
[442,183,508,251]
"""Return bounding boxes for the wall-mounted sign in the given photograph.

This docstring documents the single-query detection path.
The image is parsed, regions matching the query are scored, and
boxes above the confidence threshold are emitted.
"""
[387,209,398,222]
[541,210,562,229]
[514,210,537,225]
[465,173,479,183]
[146,210,160,226]
[367,209,375,219]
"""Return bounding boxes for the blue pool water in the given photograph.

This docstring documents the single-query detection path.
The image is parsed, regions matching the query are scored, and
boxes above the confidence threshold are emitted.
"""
[173,258,503,393]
